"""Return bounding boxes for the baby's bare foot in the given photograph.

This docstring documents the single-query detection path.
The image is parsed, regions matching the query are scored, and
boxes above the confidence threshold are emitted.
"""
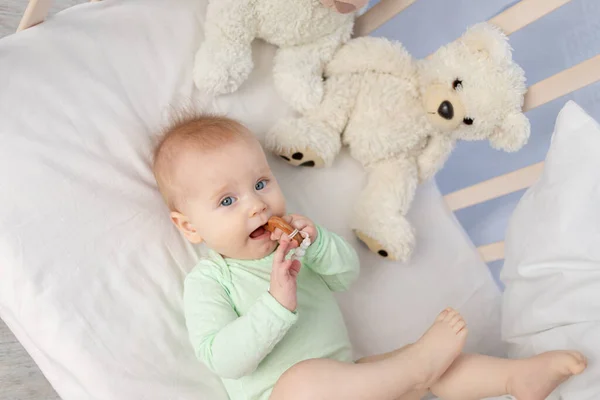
[407,308,468,390]
[508,350,587,400]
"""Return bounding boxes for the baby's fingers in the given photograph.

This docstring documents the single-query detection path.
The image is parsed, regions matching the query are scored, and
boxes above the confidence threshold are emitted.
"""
[273,236,292,264]
[289,260,301,278]
[270,228,285,241]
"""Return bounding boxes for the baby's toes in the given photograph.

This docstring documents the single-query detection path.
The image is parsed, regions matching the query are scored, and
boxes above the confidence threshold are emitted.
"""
[453,318,467,334]
[442,308,459,323]
[568,352,587,374]
[436,308,452,322]
[449,313,463,328]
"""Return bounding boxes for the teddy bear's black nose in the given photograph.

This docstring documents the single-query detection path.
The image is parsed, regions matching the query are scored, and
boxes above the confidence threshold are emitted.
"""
[437,101,454,120]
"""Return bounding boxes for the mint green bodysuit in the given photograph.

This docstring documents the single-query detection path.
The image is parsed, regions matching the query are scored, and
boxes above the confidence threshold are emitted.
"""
[183,225,360,400]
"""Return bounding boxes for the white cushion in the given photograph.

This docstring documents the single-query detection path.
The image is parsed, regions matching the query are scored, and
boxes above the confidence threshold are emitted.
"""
[0,0,504,398]
[502,100,600,399]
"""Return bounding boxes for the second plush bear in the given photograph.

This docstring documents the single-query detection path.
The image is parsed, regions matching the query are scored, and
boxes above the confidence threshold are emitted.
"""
[194,0,367,113]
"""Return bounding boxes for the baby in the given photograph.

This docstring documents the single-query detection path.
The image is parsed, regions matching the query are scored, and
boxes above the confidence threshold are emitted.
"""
[153,114,587,400]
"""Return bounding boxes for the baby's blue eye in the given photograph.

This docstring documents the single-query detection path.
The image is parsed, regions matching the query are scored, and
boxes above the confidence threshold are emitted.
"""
[220,197,234,207]
[255,180,267,191]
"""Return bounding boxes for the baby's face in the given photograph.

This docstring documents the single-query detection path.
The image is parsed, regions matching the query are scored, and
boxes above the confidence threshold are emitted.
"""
[175,138,286,260]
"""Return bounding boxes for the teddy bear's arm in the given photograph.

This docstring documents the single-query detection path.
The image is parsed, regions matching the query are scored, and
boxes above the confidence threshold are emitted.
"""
[417,135,455,182]
[272,22,353,113]
[193,0,258,95]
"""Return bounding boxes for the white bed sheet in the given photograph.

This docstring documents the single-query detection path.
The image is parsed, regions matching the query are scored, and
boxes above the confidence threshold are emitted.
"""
[0,0,504,398]
[502,101,600,400]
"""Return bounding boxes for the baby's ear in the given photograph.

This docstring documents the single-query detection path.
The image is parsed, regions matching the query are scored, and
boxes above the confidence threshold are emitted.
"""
[170,211,203,244]
[489,112,531,152]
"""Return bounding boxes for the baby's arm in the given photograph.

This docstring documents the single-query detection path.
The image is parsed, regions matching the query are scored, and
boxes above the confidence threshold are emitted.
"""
[184,265,297,380]
[303,225,360,291]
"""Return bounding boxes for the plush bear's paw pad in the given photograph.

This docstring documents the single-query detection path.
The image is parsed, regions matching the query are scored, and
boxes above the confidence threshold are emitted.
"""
[277,148,325,168]
[354,230,397,261]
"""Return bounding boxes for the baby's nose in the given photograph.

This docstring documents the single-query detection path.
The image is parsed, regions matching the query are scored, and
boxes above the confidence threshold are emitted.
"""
[250,201,267,217]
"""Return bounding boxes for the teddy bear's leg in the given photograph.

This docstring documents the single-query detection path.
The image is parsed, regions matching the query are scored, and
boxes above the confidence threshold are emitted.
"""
[193,0,257,95]
[273,22,353,113]
[266,74,360,168]
[352,158,419,262]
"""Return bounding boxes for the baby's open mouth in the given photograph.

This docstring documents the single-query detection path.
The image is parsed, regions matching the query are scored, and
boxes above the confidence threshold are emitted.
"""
[249,226,268,239]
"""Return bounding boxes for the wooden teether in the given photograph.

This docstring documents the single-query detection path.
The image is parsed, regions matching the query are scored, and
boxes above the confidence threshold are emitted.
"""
[264,216,303,246]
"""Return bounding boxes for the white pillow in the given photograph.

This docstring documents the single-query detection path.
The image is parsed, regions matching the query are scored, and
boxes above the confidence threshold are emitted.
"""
[0,0,504,398]
[502,100,600,399]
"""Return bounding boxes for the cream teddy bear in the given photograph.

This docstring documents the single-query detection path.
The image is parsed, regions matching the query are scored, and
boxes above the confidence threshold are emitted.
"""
[266,23,530,261]
[194,0,367,113]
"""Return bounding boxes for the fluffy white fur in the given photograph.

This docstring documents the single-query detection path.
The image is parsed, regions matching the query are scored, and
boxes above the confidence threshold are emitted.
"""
[266,23,530,261]
[194,0,361,113]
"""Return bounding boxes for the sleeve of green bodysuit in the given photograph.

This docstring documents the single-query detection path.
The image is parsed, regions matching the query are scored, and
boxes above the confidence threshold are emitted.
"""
[303,225,360,292]
[183,265,298,380]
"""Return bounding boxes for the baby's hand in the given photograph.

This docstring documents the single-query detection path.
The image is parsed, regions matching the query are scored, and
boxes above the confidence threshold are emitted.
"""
[269,214,318,244]
[269,235,301,312]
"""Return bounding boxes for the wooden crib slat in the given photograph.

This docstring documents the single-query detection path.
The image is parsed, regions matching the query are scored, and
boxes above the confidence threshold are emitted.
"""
[445,162,545,212]
[354,0,417,37]
[524,54,600,112]
[478,241,505,263]
[17,0,53,32]
[489,0,573,36]
[355,0,573,42]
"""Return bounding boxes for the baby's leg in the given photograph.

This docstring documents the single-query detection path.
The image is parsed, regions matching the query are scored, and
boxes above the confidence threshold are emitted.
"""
[356,347,427,400]
[430,351,587,400]
[270,308,467,400]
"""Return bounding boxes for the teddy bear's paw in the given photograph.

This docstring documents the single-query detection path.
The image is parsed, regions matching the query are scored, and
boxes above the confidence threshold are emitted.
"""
[353,219,415,262]
[265,117,342,168]
[277,147,326,168]
[354,230,395,259]
[193,46,253,95]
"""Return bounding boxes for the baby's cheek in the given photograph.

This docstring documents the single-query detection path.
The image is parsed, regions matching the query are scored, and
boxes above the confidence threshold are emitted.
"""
[215,217,242,244]
[200,214,238,251]
[270,189,287,216]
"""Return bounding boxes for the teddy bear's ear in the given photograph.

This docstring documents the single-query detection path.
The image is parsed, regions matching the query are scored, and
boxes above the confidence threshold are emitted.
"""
[460,23,512,64]
[489,112,531,152]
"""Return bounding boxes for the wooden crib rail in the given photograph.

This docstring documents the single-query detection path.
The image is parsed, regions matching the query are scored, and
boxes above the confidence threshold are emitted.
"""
[523,54,600,112]
[478,242,505,263]
[17,0,52,31]
[18,0,101,32]
[489,0,573,36]
[444,163,545,212]
[355,0,573,38]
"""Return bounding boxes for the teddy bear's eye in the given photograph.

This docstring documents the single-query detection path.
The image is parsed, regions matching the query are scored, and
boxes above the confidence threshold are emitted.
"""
[463,117,474,125]
[452,79,463,90]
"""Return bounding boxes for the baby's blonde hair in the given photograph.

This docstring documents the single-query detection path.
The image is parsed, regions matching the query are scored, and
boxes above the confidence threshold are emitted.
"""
[153,112,253,211]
